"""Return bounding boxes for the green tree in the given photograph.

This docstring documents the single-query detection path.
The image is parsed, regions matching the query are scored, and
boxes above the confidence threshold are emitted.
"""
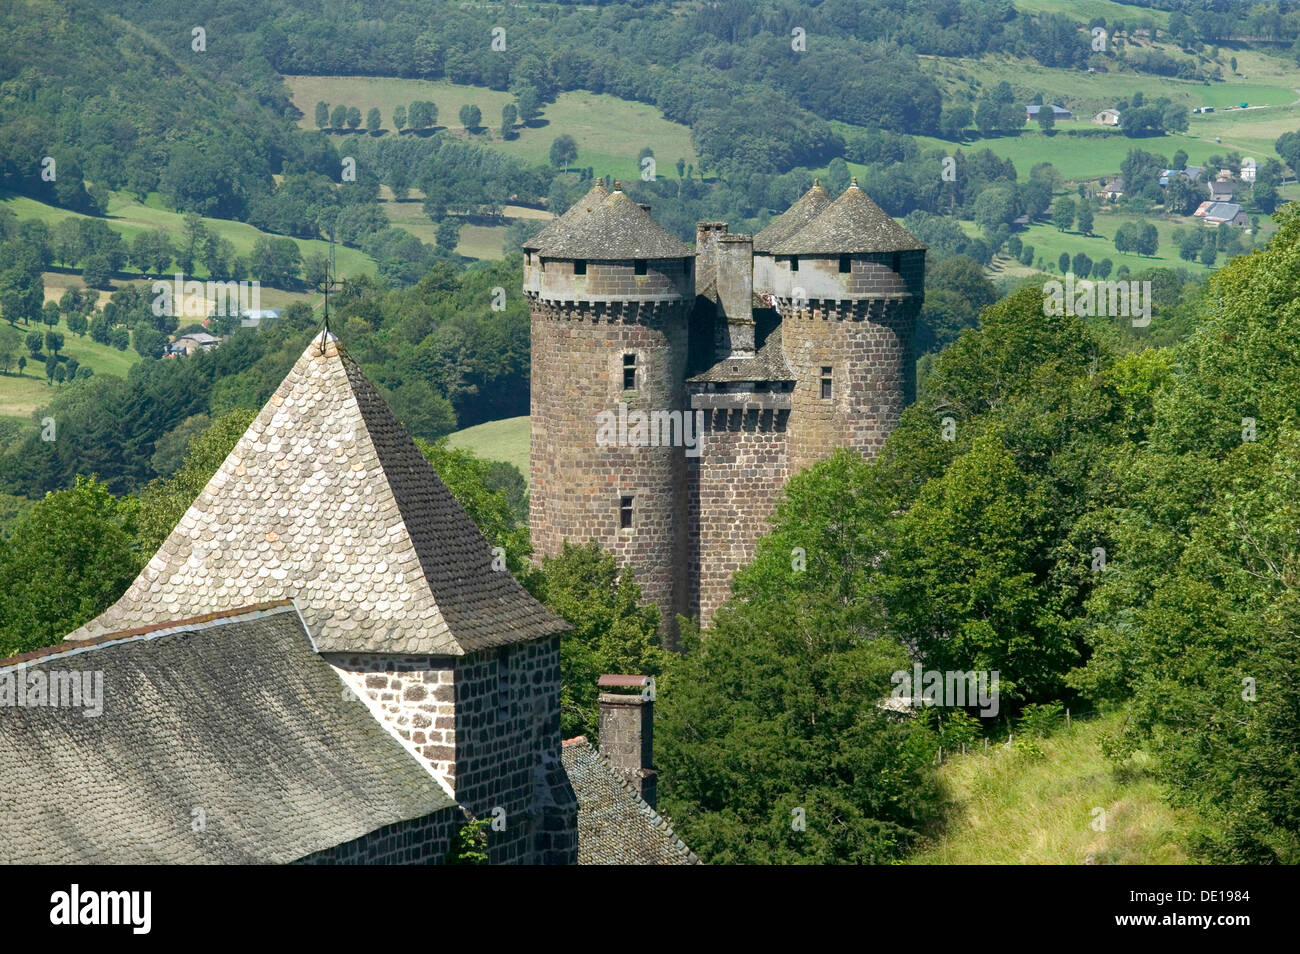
[458,104,481,131]
[314,101,330,130]
[435,218,461,252]
[393,104,407,132]
[500,103,517,138]
[330,105,347,130]
[1076,203,1094,236]
[345,106,361,129]
[366,107,381,134]
[25,331,41,355]
[44,330,63,357]
[0,476,143,657]
[1052,197,1076,232]
[550,135,578,172]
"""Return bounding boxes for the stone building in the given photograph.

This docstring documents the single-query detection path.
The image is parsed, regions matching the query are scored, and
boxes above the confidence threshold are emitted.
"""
[525,179,926,635]
[2,331,695,864]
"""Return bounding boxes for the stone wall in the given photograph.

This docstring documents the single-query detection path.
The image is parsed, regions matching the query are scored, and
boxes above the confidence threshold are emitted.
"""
[295,806,467,864]
[686,402,790,627]
[452,636,576,865]
[328,653,457,788]
[328,637,577,865]
[528,294,692,646]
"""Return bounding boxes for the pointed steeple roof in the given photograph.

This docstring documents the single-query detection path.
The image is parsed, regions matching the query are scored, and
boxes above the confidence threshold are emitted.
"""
[752,180,833,253]
[67,332,569,655]
[538,185,692,259]
[523,182,609,252]
[772,178,927,255]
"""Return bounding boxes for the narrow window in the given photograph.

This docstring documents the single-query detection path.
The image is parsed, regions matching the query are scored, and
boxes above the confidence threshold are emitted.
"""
[892,252,901,272]
[820,366,833,400]
[620,495,634,529]
[634,259,647,275]
[574,259,587,275]
[623,353,637,390]
[839,255,851,273]
[790,255,799,272]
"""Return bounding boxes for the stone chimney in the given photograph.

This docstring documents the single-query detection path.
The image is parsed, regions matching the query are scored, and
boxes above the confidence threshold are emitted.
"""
[695,221,728,295]
[715,232,755,358]
[597,674,657,807]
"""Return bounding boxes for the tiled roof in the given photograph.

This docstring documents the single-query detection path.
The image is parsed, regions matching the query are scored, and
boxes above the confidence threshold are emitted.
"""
[561,736,699,865]
[752,181,833,253]
[523,183,609,251]
[688,324,793,383]
[0,604,459,864]
[772,179,926,255]
[538,187,693,260]
[67,331,569,655]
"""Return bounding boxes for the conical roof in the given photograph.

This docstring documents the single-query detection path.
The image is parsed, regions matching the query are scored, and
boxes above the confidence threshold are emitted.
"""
[538,186,692,259]
[523,183,609,251]
[66,332,569,655]
[772,178,927,255]
[752,180,833,253]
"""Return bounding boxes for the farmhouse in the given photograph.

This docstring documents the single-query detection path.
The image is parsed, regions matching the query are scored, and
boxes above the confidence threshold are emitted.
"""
[1026,104,1073,121]
[1194,201,1249,226]
[1092,108,1121,126]
[1159,166,1204,186]
[1241,158,1258,183]
[1097,177,1125,200]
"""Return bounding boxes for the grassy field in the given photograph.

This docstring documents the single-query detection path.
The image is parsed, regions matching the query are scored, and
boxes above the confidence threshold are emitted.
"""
[1008,211,1228,276]
[909,710,1198,864]
[446,415,529,478]
[0,309,142,419]
[0,190,378,281]
[283,76,696,184]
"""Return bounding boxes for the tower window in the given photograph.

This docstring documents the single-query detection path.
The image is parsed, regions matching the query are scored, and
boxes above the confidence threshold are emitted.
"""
[574,260,587,275]
[790,255,799,272]
[820,366,833,400]
[634,259,647,275]
[892,252,901,272]
[620,496,634,529]
[623,353,637,390]
[839,256,851,273]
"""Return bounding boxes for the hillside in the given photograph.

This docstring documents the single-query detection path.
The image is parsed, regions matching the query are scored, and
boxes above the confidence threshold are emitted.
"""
[446,415,529,480]
[910,712,1199,865]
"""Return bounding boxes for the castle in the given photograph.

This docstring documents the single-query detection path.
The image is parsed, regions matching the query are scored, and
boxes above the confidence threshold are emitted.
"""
[525,179,927,639]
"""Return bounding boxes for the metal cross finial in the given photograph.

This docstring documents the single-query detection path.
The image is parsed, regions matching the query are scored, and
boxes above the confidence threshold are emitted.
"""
[318,228,341,353]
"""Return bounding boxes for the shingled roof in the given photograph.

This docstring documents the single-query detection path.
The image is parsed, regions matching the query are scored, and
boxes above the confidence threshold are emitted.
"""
[523,183,609,251]
[538,186,693,260]
[561,736,699,865]
[688,324,793,384]
[67,331,569,655]
[772,178,927,255]
[752,180,833,253]
[0,603,460,864]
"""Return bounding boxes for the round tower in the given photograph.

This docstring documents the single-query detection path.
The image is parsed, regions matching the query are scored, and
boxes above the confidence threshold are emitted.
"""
[757,178,927,473]
[525,185,696,642]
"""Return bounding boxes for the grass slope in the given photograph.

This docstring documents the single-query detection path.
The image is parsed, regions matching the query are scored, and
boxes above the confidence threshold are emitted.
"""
[446,415,529,478]
[909,711,1198,865]
[283,76,696,184]
[0,311,141,420]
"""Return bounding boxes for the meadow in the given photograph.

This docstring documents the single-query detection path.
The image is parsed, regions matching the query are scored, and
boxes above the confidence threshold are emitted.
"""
[282,76,697,184]
[446,414,530,479]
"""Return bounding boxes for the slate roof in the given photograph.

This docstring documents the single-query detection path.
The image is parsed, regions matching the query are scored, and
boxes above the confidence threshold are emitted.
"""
[561,737,699,865]
[538,186,693,260]
[752,180,834,253]
[0,603,460,864]
[771,179,927,255]
[523,183,609,251]
[688,323,793,383]
[67,331,569,655]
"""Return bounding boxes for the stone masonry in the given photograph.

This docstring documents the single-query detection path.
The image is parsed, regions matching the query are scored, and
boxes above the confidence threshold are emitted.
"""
[527,180,926,636]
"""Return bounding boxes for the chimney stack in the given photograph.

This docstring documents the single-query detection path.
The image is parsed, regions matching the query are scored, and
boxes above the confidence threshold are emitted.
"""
[597,674,657,807]
[715,233,755,358]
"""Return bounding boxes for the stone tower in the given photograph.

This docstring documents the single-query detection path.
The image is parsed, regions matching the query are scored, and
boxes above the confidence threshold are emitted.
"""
[759,178,927,473]
[525,184,697,639]
[529,178,926,634]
